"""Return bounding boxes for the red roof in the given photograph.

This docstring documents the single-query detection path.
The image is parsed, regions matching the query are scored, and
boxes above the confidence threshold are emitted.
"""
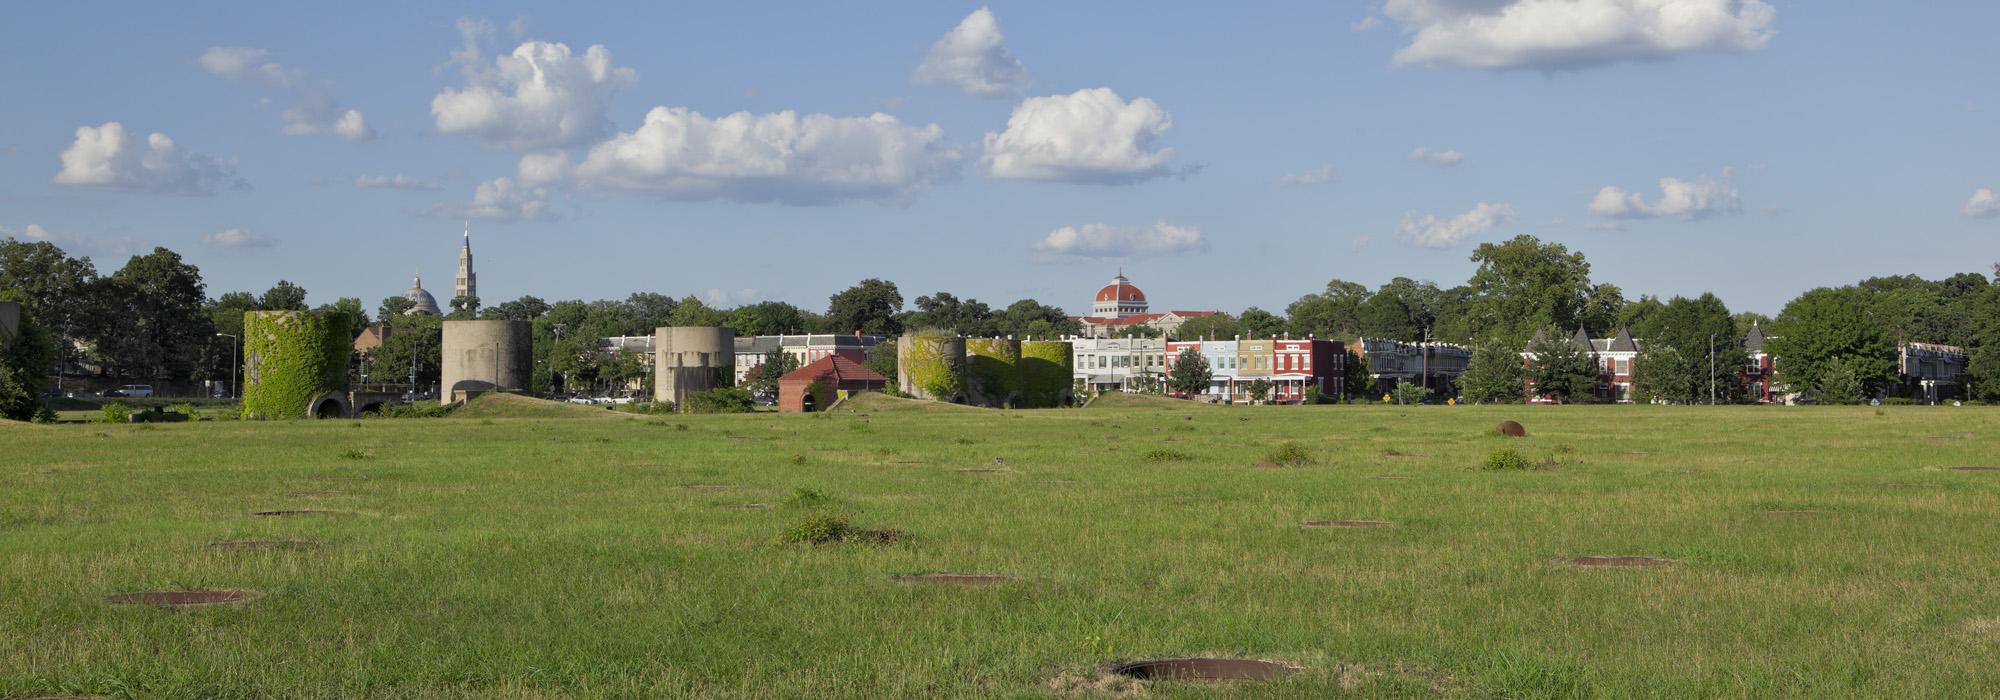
[1071,310,1219,326]
[1095,279,1147,303]
[779,354,887,385]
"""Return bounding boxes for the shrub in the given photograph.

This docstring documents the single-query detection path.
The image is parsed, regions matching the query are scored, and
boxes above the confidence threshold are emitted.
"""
[1882,397,1918,406]
[1391,383,1429,405]
[96,403,132,424]
[1483,447,1532,471]
[685,388,755,414]
[1266,441,1316,466]
[783,487,835,509]
[778,513,855,545]
[379,403,456,419]
[1303,385,1322,405]
[1143,448,1194,463]
[615,400,677,415]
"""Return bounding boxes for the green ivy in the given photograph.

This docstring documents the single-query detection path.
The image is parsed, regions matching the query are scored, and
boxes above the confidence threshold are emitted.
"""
[899,337,964,401]
[1018,341,1073,408]
[964,338,1021,407]
[241,310,351,420]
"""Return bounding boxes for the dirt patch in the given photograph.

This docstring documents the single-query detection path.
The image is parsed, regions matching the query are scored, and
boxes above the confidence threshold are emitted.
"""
[1960,617,2000,643]
[680,484,739,492]
[1496,420,1527,437]
[105,589,261,607]
[1110,658,1300,681]
[1367,475,1411,481]
[852,529,905,545]
[956,468,1008,474]
[250,509,346,517]
[1252,461,1283,470]
[893,572,1020,585]
[1562,555,1676,567]
[1302,520,1393,528]
[207,539,319,551]
[716,503,772,510]
[1947,466,1999,472]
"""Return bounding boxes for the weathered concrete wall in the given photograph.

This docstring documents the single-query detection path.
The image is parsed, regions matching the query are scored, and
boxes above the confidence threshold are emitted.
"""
[964,338,1022,408]
[0,301,18,345]
[440,320,533,405]
[654,326,734,408]
[897,336,967,402]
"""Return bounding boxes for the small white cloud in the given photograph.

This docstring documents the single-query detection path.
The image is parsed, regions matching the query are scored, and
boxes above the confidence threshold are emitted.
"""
[1279,166,1336,186]
[556,107,961,205]
[1590,170,1741,220]
[354,174,440,191]
[1408,147,1465,167]
[913,7,1029,98]
[703,288,761,307]
[431,177,554,223]
[1351,234,1372,250]
[1034,221,1207,260]
[431,35,637,150]
[984,88,1177,184]
[0,224,54,242]
[52,122,238,195]
[1398,202,1516,248]
[1352,16,1382,32]
[203,228,274,248]
[1384,0,1778,71]
[1963,188,2000,218]
[199,46,374,141]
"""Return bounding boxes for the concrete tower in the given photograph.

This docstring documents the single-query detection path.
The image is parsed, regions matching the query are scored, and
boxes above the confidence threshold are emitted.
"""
[440,320,532,405]
[653,326,735,409]
[454,222,476,311]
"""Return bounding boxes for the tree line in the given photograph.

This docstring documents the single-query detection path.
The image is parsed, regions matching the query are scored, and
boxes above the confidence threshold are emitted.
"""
[5,233,1997,414]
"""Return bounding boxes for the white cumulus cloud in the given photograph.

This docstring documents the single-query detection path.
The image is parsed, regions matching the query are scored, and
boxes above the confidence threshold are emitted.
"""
[1409,147,1465,166]
[1385,0,1777,71]
[431,177,554,223]
[52,122,238,196]
[1963,188,2000,218]
[1279,166,1336,186]
[984,88,1177,184]
[1398,202,1516,248]
[354,174,440,191]
[431,32,637,150]
[1589,170,1741,220]
[0,224,53,242]
[1033,221,1207,260]
[202,228,273,248]
[547,107,961,205]
[913,7,1029,98]
[199,47,374,141]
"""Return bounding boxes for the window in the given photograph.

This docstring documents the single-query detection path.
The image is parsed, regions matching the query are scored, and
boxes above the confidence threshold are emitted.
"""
[1615,358,1629,374]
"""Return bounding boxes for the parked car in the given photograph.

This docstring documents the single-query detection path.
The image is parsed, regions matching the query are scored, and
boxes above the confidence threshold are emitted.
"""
[116,385,154,398]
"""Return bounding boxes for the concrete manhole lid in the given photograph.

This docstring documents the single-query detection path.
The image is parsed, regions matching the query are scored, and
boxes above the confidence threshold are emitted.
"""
[1302,520,1392,528]
[1110,658,1300,681]
[680,484,738,492]
[1947,466,1999,472]
[716,503,772,510]
[1562,555,1676,567]
[251,509,346,517]
[893,572,1020,585]
[105,589,262,607]
[207,539,320,550]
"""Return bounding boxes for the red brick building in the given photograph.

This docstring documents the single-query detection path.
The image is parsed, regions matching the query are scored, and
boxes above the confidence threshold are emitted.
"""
[778,354,887,413]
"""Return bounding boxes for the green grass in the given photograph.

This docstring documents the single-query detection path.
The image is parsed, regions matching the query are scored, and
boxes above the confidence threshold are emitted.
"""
[3,402,1999,697]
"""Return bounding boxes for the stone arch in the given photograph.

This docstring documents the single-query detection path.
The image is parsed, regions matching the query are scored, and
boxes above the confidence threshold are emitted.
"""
[308,394,350,419]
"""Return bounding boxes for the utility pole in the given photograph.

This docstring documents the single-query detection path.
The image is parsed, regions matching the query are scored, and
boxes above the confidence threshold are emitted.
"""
[1709,333,1717,406]
[215,333,239,399]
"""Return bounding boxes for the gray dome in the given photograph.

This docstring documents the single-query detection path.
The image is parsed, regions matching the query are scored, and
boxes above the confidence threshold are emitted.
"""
[403,274,442,315]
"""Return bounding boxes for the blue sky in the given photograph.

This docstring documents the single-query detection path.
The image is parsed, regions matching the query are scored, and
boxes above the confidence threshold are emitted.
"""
[2,1,1997,317]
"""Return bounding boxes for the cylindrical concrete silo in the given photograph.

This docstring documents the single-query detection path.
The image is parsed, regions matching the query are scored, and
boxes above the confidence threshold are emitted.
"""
[897,335,967,402]
[654,326,735,409]
[441,320,533,405]
[964,338,1022,408]
[1019,340,1075,408]
[242,310,352,419]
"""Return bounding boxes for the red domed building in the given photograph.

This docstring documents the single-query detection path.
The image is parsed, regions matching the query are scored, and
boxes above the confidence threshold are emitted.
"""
[1070,272,1216,338]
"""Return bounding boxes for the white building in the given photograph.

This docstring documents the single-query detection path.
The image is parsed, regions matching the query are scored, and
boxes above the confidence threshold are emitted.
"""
[1070,336,1169,393]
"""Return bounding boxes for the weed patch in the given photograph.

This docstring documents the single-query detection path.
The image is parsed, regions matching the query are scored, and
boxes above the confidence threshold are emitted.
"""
[1266,441,1316,466]
[1143,448,1194,463]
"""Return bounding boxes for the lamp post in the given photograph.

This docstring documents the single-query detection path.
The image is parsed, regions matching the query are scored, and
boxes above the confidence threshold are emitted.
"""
[1708,333,1717,406]
[214,333,238,399]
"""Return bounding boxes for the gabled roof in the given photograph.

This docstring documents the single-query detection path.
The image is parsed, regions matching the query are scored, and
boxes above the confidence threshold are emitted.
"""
[1608,326,1638,353]
[1743,322,1765,354]
[779,354,887,385]
[1570,326,1594,353]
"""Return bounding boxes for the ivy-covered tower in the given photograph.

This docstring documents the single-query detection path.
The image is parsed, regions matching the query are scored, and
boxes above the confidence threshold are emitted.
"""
[454,223,476,311]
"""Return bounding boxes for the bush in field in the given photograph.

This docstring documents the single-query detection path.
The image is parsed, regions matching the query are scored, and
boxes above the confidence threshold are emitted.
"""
[1266,441,1316,466]
[1483,447,1532,471]
[778,513,855,545]
[97,403,132,424]
[1391,383,1429,405]
[685,388,755,414]
[1143,448,1194,463]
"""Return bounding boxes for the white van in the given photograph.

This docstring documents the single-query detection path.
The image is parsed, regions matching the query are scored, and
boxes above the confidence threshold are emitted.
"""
[116,384,154,398]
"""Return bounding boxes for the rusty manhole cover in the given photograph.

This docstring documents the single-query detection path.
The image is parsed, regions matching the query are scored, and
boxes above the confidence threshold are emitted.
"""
[680,484,738,492]
[1562,556,1676,567]
[1947,466,1999,472]
[1302,520,1392,528]
[1497,420,1527,437]
[251,509,345,517]
[956,468,1007,474]
[207,539,320,551]
[105,589,261,607]
[1367,475,1411,481]
[893,572,1020,585]
[1110,658,1300,681]
[1762,509,1830,515]
[716,503,772,510]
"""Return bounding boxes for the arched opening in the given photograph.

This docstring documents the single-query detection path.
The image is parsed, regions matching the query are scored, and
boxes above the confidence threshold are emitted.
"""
[309,396,348,419]
[357,401,385,415]
[801,393,817,413]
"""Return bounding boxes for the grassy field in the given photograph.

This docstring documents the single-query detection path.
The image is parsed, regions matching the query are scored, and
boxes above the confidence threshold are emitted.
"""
[3,393,1998,698]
